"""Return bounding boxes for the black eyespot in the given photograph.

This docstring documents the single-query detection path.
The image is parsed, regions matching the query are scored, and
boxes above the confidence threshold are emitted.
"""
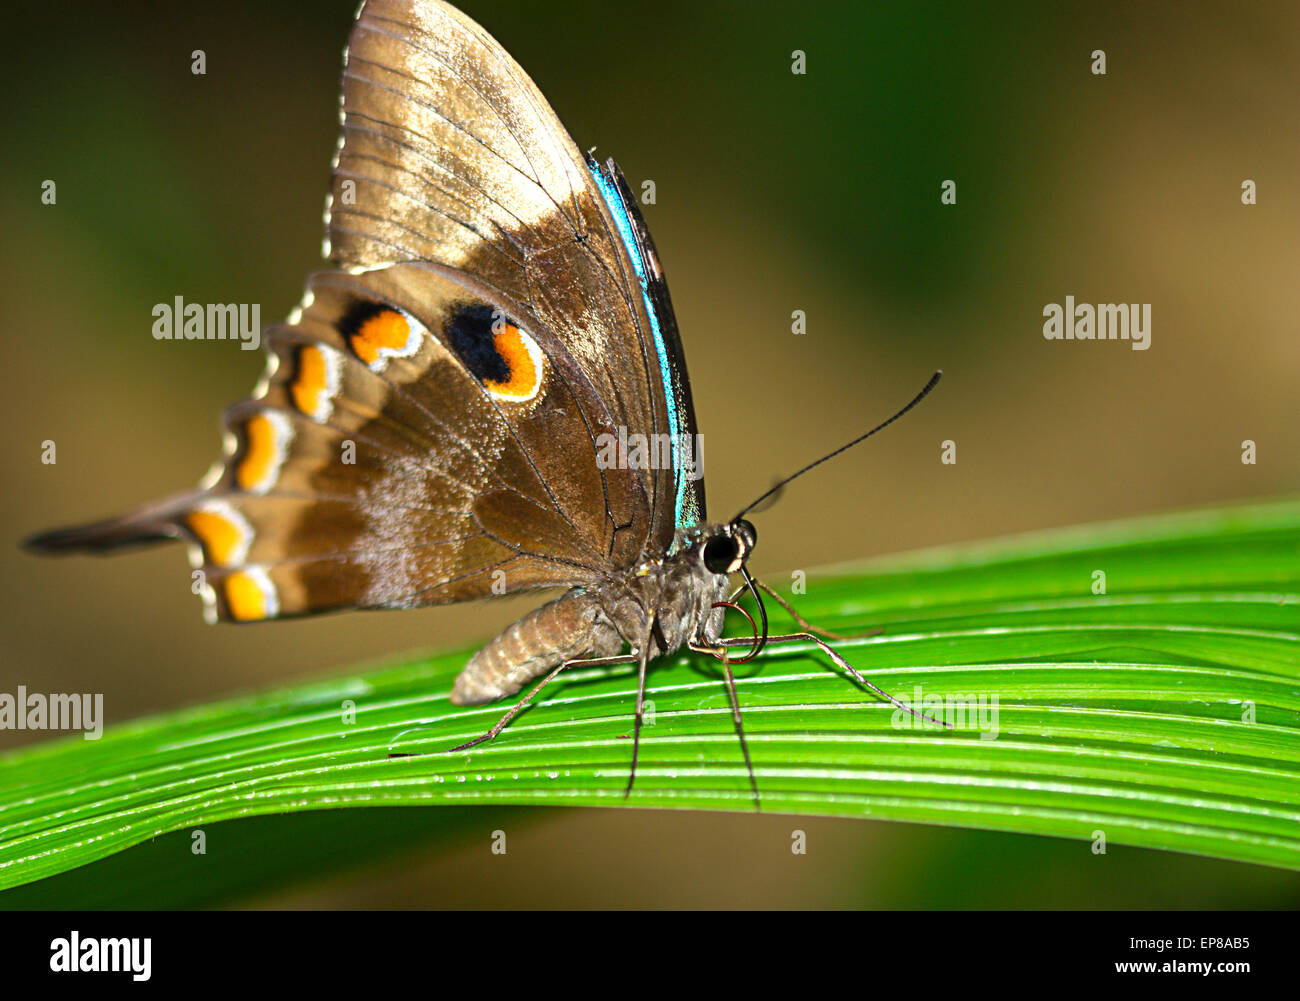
[703,533,739,575]
[447,303,511,383]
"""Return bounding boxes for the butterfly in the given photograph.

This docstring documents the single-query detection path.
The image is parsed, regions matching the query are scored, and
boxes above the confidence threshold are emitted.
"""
[25,0,944,805]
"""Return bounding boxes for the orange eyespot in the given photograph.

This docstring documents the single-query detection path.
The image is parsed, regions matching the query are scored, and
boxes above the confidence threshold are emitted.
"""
[483,324,543,401]
[225,571,269,620]
[187,508,246,567]
[291,344,329,417]
[236,413,285,492]
[349,309,411,365]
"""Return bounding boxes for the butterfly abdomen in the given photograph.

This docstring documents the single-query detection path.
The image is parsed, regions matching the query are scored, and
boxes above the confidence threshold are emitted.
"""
[450,590,624,706]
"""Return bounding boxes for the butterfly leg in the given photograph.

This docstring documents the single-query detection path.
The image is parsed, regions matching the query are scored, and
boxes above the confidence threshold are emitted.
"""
[624,618,655,800]
[444,653,638,754]
[707,632,953,730]
[689,641,761,812]
[730,574,881,642]
[750,575,883,641]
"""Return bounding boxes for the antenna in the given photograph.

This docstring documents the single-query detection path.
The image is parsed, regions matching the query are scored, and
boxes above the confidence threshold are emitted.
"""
[734,370,942,520]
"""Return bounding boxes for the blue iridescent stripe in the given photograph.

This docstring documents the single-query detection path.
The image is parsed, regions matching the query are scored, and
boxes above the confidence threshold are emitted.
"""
[588,162,689,530]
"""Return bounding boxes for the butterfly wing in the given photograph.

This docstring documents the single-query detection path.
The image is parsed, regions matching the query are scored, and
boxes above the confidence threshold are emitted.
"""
[332,0,705,548]
[26,0,705,620]
[29,262,638,621]
[584,154,706,546]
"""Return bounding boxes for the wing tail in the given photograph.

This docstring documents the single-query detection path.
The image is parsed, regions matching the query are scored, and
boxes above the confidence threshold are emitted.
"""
[23,495,194,555]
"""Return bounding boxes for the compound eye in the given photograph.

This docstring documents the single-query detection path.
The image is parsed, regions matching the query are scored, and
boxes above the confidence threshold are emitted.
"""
[703,533,741,575]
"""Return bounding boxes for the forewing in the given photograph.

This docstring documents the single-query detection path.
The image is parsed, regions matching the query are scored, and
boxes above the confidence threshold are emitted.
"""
[331,0,701,548]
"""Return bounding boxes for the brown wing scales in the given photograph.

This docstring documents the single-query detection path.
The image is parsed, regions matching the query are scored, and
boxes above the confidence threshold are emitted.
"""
[26,0,685,625]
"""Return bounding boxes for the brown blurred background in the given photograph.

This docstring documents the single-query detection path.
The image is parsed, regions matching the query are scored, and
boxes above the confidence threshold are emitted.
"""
[1,0,1296,907]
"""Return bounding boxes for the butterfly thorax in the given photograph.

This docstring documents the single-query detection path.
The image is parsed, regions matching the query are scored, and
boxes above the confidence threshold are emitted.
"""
[449,525,743,707]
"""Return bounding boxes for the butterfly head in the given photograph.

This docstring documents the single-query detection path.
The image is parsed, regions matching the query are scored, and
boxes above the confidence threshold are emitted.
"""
[701,518,757,577]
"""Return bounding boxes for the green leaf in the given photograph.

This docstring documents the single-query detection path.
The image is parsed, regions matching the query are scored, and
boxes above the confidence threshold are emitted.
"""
[2,497,1298,891]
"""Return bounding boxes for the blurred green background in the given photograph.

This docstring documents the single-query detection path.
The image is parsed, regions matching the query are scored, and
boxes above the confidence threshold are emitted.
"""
[2,0,1296,907]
